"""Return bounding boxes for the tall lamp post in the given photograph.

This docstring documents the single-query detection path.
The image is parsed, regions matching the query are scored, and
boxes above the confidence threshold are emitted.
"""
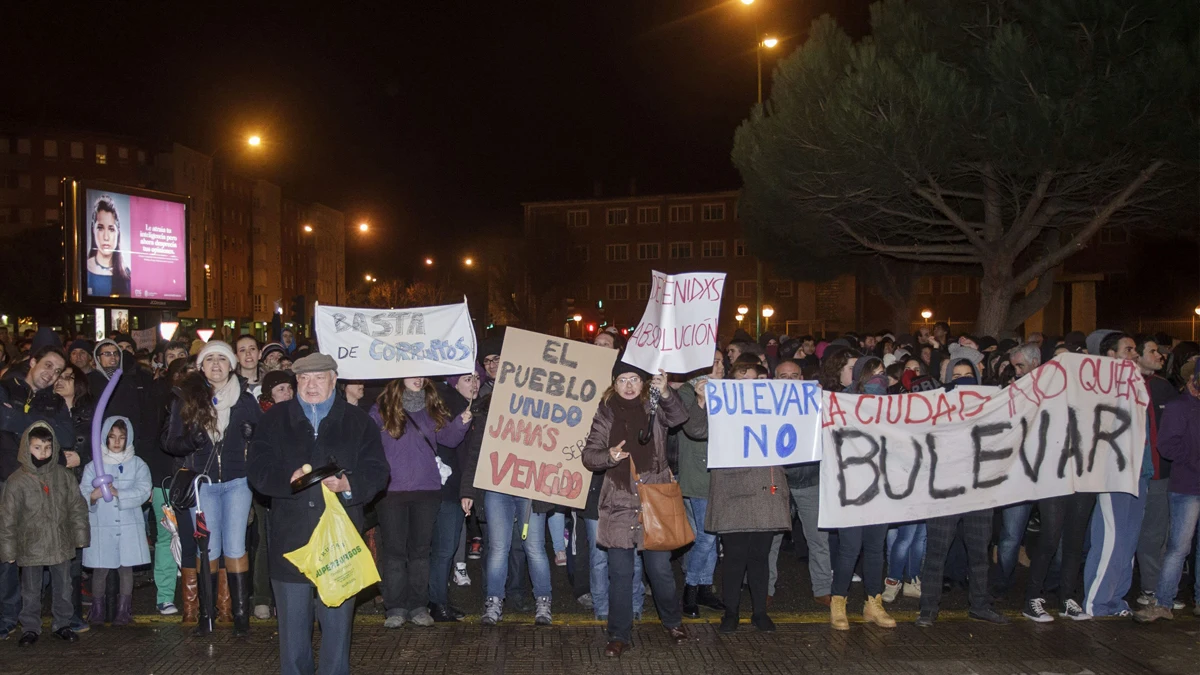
[742,0,778,337]
[203,134,264,324]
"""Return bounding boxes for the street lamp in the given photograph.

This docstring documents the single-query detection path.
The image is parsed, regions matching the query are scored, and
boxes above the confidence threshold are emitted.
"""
[247,135,261,147]
[737,304,749,316]
[735,314,744,323]
[762,304,775,331]
[742,0,778,337]
[424,257,434,266]
[463,257,474,267]
[303,224,313,233]
[365,274,375,283]
[1193,304,1200,340]
[921,309,933,323]
[358,222,369,232]
[762,36,778,48]
[203,134,265,321]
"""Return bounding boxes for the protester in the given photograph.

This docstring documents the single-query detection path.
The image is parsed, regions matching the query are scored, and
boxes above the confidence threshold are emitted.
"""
[234,334,265,397]
[990,343,1039,599]
[80,417,152,626]
[247,352,389,675]
[706,361,791,633]
[428,371,479,622]
[1134,365,1200,622]
[1133,335,1179,608]
[916,359,1008,626]
[0,423,89,646]
[371,377,471,628]
[582,363,690,658]
[164,340,262,636]
[260,343,286,371]
[677,349,725,618]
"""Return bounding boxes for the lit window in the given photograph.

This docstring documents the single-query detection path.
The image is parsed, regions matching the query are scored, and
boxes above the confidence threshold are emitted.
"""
[567,210,589,227]
[701,203,725,221]
[668,204,692,223]
[607,283,630,300]
[605,244,629,262]
[637,243,660,260]
[669,241,693,259]
[606,208,629,226]
[701,240,725,258]
[636,206,660,224]
[43,140,57,158]
[735,280,756,298]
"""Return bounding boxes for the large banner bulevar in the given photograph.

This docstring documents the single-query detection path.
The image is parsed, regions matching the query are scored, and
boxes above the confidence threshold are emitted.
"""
[313,301,476,380]
[818,353,1147,528]
[705,379,823,468]
[622,271,725,374]
[472,328,618,509]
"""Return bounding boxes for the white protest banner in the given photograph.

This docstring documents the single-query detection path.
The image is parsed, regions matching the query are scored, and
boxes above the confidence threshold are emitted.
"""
[313,300,476,380]
[818,352,1147,528]
[473,328,617,509]
[132,327,157,351]
[704,379,823,468]
[622,271,725,374]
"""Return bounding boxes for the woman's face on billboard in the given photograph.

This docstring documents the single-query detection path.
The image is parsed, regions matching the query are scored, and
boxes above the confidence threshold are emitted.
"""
[95,210,118,258]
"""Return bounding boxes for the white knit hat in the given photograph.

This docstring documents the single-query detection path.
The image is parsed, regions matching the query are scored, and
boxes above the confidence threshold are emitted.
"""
[196,340,237,369]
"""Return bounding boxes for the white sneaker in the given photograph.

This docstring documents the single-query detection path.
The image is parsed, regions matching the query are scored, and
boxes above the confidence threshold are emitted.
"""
[882,578,902,603]
[902,578,922,599]
[1060,599,1092,621]
[1140,591,1185,610]
[453,563,471,587]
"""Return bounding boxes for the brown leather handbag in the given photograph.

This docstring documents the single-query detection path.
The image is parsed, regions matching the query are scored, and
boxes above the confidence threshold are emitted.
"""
[631,461,694,551]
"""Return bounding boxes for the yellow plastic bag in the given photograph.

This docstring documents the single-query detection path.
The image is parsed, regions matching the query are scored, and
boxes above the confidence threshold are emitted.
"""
[284,486,381,607]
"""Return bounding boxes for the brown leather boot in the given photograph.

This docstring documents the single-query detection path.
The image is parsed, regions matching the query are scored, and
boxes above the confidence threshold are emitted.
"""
[180,568,199,623]
[217,569,233,623]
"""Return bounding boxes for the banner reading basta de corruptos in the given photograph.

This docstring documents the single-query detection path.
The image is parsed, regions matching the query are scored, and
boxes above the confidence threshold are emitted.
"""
[818,352,1147,528]
[314,300,476,380]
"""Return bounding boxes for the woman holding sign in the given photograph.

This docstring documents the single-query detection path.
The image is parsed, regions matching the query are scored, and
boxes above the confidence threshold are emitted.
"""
[582,362,690,658]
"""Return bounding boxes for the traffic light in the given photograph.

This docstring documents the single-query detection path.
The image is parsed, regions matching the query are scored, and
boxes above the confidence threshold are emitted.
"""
[290,295,306,326]
[586,323,596,334]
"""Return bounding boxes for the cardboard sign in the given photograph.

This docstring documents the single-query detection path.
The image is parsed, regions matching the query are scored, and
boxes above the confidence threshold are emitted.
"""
[132,327,157,352]
[818,353,1147,528]
[622,271,725,374]
[472,328,618,509]
[313,300,476,380]
[704,379,823,468]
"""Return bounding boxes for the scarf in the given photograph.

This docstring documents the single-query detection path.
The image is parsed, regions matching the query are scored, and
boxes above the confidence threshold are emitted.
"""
[608,394,650,491]
[103,446,135,466]
[210,375,242,442]
[302,391,337,438]
[401,389,426,414]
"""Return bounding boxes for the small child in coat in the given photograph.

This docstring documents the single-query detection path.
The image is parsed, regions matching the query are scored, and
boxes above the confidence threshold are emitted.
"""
[80,416,152,626]
[0,422,90,645]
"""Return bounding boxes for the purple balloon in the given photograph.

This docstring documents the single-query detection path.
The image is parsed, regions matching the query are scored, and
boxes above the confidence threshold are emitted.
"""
[90,369,123,502]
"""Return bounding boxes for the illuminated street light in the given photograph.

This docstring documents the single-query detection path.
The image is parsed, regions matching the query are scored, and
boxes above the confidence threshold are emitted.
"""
[762,36,778,48]
[735,314,744,323]
[463,257,474,267]
[424,257,434,266]
[737,304,749,315]
[921,309,933,323]
[358,222,369,232]
[303,224,313,233]
[365,274,375,282]
[740,0,754,5]
[247,135,261,146]
[761,305,774,318]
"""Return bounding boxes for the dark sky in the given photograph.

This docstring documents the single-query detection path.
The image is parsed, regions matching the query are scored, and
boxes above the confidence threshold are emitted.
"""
[7,1,868,274]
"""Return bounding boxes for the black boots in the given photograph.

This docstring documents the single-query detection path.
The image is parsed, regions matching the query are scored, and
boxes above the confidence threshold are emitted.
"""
[697,585,726,612]
[228,572,251,637]
[682,585,700,618]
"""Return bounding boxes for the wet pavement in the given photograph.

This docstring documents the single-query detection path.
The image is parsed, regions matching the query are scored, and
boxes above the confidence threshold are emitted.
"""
[2,542,1197,673]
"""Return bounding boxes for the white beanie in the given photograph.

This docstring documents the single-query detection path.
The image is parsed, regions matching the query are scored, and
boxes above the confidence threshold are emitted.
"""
[197,340,237,369]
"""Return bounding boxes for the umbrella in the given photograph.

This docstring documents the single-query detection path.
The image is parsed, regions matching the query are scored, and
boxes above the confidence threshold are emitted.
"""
[159,499,182,568]
[193,473,214,635]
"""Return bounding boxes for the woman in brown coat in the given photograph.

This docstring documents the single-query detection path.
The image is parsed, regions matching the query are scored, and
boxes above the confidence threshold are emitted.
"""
[583,362,690,658]
[705,362,792,633]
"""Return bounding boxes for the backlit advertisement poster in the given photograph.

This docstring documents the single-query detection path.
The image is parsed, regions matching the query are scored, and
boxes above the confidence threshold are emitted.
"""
[64,180,191,310]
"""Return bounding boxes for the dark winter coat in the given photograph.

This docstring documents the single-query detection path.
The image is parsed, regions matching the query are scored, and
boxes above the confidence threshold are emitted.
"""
[87,351,165,480]
[163,387,262,483]
[457,394,491,502]
[0,374,75,481]
[581,392,688,550]
[705,466,791,533]
[247,394,390,584]
[675,383,712,499]
[0,421,90,566]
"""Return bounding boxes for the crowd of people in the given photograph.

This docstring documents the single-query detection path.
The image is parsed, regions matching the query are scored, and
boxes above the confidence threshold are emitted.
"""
[0,319,1195,673]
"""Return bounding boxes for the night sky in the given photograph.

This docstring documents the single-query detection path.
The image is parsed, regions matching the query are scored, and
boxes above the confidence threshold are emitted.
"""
[6,1,868,274]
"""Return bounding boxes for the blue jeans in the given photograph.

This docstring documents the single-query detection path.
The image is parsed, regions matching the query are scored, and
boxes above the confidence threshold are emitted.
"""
[607,548,679,644]
[482,492,551,599]
[1154,493,1200,608]
[273,580,355,675]
[428,500,465,606]
[191,477,253,559]
[886,523,927,581]
[991,502,1032,593]
[0,479,20,630]
[583,518,643,619]
[684,497,718,586]
[547,511,566,554]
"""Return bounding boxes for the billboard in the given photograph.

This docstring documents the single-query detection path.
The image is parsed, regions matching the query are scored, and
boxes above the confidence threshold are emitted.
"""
[64,179,191,309]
